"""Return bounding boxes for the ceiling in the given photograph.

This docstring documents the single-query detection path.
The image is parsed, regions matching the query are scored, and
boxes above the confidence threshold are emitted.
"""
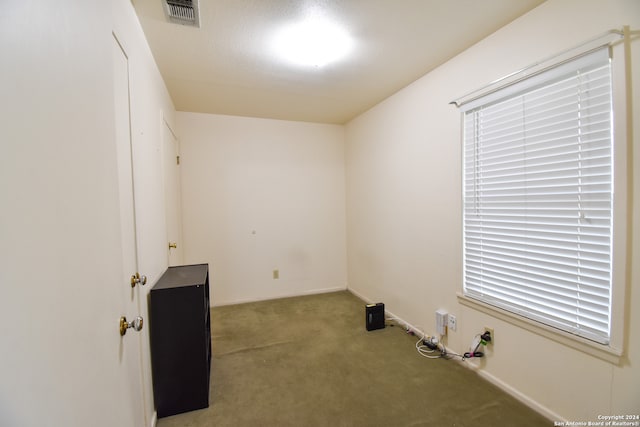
[132,0,545,124]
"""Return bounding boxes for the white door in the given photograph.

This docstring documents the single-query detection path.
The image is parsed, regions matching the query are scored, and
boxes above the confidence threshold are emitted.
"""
[113,33,147,427]
[162,120,184,266]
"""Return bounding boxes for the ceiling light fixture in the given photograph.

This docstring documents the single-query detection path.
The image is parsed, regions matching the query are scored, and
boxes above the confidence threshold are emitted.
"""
[272,18,353,68]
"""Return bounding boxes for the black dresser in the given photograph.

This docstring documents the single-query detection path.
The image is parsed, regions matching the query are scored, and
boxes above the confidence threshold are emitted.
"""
[149,263,211,418]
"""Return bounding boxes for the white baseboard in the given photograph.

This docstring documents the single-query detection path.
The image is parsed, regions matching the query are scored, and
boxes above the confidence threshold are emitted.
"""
[345,287,370,304]
[348,286,559,423]
[211,285,560,421]
[348,287,426,337]
[458,360,561,422]
[211,284,348,307]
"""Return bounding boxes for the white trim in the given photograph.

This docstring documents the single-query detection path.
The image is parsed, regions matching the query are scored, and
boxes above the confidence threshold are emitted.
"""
[345,286,371,304]
[460,360,562,422]
[150,411,157,427]
[161,111,178,141]
[350,287,558,422]
[457,293,622,363]
[347,287,427,336]
[461,46,617,346]
[607,25,632,364]
[457,28,633,363]
[211,284,348,307]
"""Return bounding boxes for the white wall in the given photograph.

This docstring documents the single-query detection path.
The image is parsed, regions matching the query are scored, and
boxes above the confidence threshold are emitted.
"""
[0,2,126,424]
[177,113,347,305]
[345,0,640,421]
[0,1,175,426]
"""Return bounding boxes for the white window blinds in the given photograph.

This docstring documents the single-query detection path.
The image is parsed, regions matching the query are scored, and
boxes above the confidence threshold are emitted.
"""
[462,47,613,344]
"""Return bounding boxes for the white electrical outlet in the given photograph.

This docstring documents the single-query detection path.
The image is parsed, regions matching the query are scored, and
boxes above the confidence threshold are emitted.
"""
[484,326,494,344]
[448,314,457,331]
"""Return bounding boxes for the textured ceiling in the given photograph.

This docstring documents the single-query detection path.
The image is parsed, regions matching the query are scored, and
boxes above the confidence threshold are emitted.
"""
[132,0,545,124]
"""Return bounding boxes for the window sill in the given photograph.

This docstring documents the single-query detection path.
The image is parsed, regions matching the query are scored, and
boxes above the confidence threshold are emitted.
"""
[457,293,623,365]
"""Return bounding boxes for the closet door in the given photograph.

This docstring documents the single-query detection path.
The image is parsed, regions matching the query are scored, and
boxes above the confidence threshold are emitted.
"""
[162,119,184,266]
[113,33,147,427]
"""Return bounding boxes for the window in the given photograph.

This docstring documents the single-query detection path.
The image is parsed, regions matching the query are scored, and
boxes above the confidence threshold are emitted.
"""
[461,47,613,345]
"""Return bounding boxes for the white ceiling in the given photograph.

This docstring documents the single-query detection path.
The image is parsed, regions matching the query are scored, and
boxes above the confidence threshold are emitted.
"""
[132,0,545,124]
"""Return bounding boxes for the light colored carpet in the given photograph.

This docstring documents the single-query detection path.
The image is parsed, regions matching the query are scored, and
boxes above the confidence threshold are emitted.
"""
[157,290,549,426]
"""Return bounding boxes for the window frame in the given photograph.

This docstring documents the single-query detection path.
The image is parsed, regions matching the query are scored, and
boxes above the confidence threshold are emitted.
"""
[455,36,630,362]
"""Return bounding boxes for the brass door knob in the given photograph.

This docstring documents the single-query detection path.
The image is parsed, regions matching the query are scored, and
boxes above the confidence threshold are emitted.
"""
[169,242,177,249]
[130,272,147,288]
[119,316,143,336]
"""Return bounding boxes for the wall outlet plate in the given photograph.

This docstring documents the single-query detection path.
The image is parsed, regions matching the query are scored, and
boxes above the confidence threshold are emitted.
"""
[448,314,457,331]
[484,326,494,344]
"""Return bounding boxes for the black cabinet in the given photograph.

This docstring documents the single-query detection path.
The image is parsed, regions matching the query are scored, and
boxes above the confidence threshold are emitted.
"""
[149,263,211,418]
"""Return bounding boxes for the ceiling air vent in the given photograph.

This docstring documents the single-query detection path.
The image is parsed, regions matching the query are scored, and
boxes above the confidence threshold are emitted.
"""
[163,0,200,28]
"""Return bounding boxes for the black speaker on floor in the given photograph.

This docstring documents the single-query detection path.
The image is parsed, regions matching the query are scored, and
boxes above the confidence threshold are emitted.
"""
[365,303,385,331]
